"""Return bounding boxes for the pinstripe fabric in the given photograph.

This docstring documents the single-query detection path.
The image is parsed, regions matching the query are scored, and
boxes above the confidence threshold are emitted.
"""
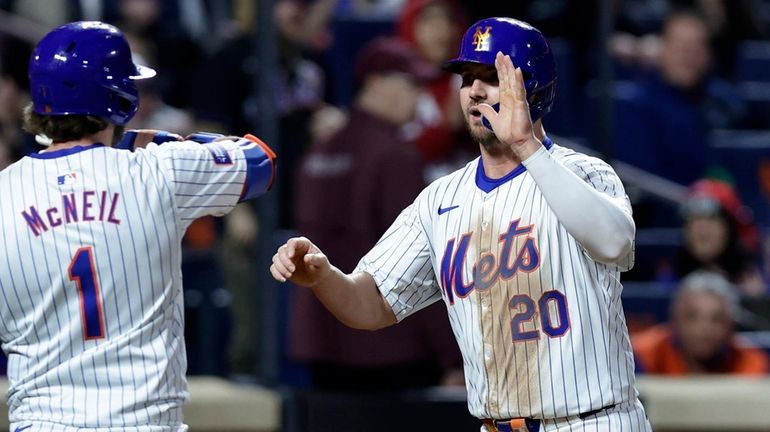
[539,399,651,431]
[0,139,256,431]
[356,143,645,423]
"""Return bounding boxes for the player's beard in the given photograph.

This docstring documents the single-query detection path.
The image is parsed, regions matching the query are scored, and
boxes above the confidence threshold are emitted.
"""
[465,113,504,152]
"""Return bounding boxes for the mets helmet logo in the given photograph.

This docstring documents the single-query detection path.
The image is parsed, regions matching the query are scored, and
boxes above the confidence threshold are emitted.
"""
[472,26,492,52]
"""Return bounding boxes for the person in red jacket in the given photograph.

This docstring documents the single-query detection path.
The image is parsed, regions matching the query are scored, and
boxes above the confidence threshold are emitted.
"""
[396,0,467,165]
[633,270,769,375]
[289,37,464,390]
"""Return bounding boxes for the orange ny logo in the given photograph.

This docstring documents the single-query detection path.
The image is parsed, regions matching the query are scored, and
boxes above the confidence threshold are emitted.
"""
[472,26,492,51]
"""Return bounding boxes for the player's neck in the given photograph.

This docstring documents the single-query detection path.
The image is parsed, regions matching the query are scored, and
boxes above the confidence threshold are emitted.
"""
[41,126,115,153]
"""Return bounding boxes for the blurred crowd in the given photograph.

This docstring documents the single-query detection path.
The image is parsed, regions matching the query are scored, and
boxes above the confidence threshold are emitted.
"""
[2,0,770,382]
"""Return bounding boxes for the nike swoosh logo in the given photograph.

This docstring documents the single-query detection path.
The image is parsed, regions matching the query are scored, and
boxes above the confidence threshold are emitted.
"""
[438,205,460,215]
[15,425,32,432]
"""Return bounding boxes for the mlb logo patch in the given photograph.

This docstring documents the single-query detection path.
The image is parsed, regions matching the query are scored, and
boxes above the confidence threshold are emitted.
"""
[57,172,78,185]
[205,143,233,165]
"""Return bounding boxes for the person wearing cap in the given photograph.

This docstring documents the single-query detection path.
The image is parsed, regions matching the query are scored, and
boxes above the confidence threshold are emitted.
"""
[3,21,276,431]
[675,180,765,296]
[288,36,464,390]
[275,16,651,430]
[633,270,769,375]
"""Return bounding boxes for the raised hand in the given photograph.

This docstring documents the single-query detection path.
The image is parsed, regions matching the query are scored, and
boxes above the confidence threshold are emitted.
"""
[476,52,542,160]
[270,236,331,287]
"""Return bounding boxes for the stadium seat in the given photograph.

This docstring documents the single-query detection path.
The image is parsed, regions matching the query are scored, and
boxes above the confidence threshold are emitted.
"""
[738,81,770,129]
[735,41,770,82]
[621,282,673,334]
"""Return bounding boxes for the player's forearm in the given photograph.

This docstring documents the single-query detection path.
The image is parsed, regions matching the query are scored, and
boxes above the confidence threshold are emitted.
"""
[310,268,397,331]
[523,147,635,263]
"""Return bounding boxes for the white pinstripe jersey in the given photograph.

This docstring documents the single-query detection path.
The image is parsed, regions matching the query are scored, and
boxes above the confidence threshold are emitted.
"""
[356,139,638,420]
[0,139,259,431]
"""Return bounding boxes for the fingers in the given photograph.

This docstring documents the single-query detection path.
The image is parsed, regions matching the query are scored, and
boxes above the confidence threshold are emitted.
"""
[271,243,296,281]
[277,244,296,271]
[476,103,498,126]
[495,52,510,102]
[496,52,521,108]
[270,252,290,282]
[495,51,509,95]
[304,252,327,268]
[286,236,313,259]
[513,66,527,106]
[271,238,304,282]
[286,238,297,259]
[497,52,528,110]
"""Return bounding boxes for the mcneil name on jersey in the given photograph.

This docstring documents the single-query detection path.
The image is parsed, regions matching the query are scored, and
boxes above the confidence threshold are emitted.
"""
[21,190,121,236]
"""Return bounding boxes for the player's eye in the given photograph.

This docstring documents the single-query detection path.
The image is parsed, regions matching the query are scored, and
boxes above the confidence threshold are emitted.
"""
[460,73,475,87]
[484,73,500,85]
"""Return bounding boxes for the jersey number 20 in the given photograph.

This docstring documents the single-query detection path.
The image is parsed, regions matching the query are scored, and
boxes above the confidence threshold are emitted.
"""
[68,247,106,340]
[510,290,570,341]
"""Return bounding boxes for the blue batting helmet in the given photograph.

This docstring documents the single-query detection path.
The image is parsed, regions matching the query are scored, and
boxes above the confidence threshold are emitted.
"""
[28,21,156,125]
[443,17,556,122]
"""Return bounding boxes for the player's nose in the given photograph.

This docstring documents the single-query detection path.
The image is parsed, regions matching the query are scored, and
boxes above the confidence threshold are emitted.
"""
[468,79,487,101]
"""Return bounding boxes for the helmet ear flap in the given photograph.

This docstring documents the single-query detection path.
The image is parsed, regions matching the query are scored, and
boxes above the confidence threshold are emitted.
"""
[527,80,556,121]
[108,91,136,118]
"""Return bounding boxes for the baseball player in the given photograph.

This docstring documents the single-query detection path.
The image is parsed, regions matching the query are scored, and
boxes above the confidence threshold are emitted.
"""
[0,22,275,431]
[272,17,651,432]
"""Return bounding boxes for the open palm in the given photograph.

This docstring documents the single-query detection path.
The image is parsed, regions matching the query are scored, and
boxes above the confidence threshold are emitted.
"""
[477,52,540,156]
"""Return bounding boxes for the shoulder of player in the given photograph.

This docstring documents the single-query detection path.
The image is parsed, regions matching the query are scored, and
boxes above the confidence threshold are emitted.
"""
[550,143,615,174]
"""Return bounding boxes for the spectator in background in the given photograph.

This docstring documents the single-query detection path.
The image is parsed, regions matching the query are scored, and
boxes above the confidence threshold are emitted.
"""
[674,179,765,296]
[0,74,28,165]
[610,0,766,77]
[289,37,463,390]
[191,0,330,374]
[634,271,769,375]
[613,10,746,187]
[662,0,765,79]
[0,34,38,157]
[123,32,195,135]
[114,0,202,108]
[396,0,469,176]
[194,0,328,229]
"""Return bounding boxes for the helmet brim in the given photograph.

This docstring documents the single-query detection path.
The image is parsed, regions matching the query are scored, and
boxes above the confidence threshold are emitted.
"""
[130,64,157,80]
[441,59,486,74]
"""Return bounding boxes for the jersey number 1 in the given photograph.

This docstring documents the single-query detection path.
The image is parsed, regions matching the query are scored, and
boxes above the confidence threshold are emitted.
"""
[68,247,106,340]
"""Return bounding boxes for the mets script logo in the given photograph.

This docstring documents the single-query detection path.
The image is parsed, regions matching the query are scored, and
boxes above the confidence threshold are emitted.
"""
[472,26,492,51]
[440,219,539,304]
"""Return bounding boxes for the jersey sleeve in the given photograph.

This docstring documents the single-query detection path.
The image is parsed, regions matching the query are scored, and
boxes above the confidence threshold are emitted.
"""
[354,200,441,322]
[561,152,635,271]
[147,136,275,222]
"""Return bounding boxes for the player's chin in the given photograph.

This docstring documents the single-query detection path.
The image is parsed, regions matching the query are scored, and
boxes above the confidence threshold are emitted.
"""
[467,122,494,143]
